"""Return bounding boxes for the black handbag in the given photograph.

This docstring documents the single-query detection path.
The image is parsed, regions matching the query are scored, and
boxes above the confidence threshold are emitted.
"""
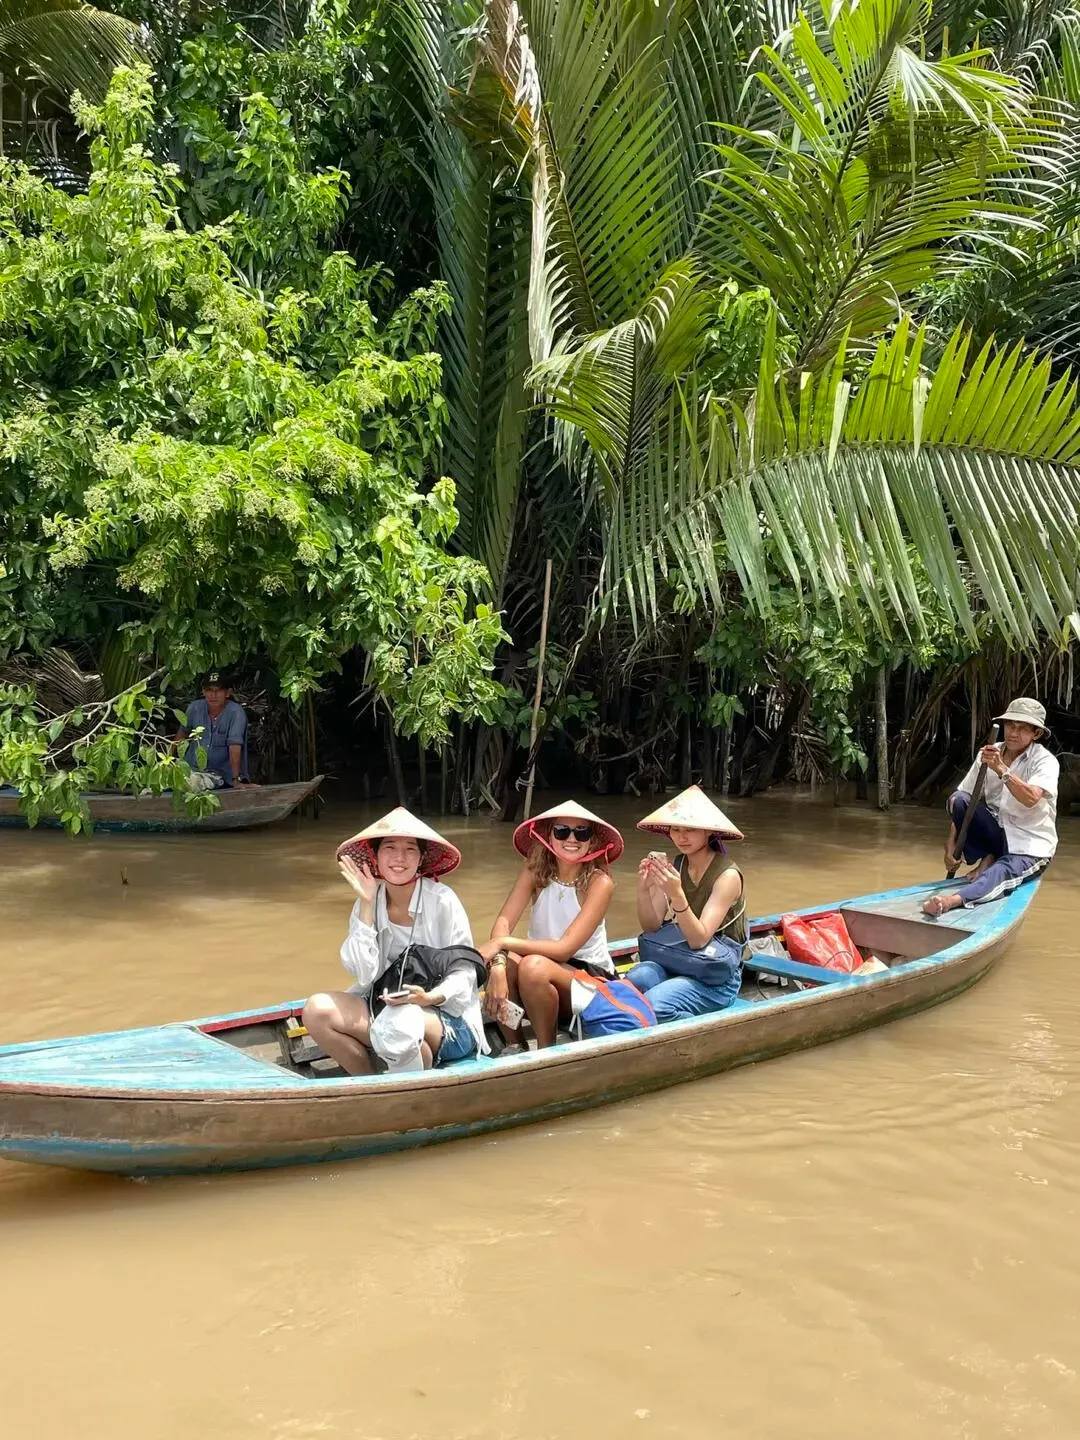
[370,944,487,1016]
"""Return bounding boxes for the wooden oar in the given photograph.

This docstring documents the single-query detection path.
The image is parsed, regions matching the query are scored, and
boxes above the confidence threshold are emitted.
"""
[946,724,999,878]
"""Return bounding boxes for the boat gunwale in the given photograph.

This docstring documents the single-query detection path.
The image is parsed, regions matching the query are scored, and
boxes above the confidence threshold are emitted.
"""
[0,775,324,829]
[0,879,1028,1105]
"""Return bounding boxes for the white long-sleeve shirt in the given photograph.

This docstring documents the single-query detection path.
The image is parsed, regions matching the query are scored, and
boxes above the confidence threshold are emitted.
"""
[340,877,488,1055]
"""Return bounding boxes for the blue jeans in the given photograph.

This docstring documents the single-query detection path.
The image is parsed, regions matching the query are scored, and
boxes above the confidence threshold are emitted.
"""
[624,960,739,1023]
[435,1010,476,1066]
[948,791,1050,905]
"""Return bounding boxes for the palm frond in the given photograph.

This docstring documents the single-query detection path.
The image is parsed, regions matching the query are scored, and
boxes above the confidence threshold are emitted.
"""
[389,0,532,596]
[0,646,104,711]
[486,0,693,344]
[0,3,145,100]
[698,0,1062,367]
[599,318,1080,645]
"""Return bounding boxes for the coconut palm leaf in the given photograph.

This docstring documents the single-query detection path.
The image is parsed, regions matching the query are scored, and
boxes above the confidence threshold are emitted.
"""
[436,141,531,596]
[388,0,533,597]
[932,0,1080,97]
[698,0,1062,368]
[0,0,144,100]
[925,114,1080,366]
[591,317,1080,646]
[401,0,1080,662]
[475,0,702,353]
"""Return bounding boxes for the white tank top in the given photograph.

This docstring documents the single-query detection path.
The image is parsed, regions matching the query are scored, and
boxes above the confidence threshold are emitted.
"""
[528,879,613,974]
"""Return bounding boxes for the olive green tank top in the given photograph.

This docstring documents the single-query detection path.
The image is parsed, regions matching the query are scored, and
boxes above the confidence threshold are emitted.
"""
[676,851,747,947]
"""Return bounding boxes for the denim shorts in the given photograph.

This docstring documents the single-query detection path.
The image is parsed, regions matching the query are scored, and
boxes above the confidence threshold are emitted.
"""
[435,1010,477,1066]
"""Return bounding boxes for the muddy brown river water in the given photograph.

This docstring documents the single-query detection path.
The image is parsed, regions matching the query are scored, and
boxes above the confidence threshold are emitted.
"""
[1,792,1077,1439]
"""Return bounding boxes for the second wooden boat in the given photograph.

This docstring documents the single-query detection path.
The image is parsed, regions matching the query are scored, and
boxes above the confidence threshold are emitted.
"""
[0,878,1037,1175]
[0,776,323,833]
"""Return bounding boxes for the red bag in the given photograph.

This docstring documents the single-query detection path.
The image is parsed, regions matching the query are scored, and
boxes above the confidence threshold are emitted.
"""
[780,911,860,973]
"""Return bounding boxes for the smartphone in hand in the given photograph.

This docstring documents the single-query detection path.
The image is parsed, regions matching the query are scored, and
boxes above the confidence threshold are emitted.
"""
[496,998,525,1028]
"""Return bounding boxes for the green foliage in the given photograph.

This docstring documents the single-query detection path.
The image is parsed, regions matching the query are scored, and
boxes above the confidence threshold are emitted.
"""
[167,4,435,285]
[0,65,504,760]
[7,0,1080,809]
[697,543,972,775]
[489,638,600,748]
[0,676,213,831]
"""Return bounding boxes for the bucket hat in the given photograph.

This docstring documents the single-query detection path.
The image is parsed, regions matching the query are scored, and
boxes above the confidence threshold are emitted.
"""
[993,697,1049,735]
[513,800,624,864]
[636,784,744,841]
[336,807,461,879]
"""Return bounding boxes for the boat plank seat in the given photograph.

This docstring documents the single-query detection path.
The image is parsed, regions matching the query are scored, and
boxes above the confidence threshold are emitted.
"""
[839,902,975,960]
[743,952,846,986]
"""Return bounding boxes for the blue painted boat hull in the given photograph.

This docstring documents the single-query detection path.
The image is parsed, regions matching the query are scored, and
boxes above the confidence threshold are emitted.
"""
[0,879,1038,1175]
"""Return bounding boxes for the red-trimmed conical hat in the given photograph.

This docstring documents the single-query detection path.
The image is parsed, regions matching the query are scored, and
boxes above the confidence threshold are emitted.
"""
[513,799,624,864]
[636,785,744,841]
[336,807,461,879]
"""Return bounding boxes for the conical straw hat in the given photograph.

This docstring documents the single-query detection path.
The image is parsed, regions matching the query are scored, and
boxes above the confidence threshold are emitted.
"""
[636,785,744,841]
[336,807,461,879]
[513,799,624,864]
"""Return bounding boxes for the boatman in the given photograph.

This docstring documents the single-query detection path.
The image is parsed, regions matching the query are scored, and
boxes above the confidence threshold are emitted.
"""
[922,697,1058,917]
[175,670,252,791]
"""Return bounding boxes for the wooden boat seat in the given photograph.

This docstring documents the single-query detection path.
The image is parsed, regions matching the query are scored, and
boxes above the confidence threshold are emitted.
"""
[743,953,845,986]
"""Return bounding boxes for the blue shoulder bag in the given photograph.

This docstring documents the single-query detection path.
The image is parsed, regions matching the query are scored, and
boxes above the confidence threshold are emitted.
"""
[635,921,743,988]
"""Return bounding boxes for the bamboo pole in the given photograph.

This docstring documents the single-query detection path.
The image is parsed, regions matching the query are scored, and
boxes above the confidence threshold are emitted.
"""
[523,559,554,821]
[876,664,890,810]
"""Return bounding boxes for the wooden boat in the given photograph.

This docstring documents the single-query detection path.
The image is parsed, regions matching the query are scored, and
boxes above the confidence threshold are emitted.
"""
[0,878,1037,1175]
[0,776,323,833]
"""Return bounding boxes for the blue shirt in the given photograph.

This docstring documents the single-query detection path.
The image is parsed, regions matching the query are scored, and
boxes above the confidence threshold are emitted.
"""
[184,699,249,785]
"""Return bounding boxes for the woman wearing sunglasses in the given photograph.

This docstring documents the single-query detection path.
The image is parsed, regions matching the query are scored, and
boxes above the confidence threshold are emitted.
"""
[479,802,643,1048]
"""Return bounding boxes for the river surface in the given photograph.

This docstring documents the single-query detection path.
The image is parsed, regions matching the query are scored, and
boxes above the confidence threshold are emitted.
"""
[1,792,1077,1439]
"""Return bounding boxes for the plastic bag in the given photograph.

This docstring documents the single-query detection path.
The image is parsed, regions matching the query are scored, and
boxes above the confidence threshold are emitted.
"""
[780,911,860,973]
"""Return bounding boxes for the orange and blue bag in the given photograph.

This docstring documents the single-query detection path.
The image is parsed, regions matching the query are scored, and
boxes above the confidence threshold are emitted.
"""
[572,972,657,1037]
[780,911,860,973]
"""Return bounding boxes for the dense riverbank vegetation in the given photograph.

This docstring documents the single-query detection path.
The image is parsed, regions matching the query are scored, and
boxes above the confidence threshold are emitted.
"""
[1,0,1079,828]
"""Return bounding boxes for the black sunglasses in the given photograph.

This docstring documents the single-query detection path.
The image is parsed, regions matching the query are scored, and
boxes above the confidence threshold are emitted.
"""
[551,823,594,841]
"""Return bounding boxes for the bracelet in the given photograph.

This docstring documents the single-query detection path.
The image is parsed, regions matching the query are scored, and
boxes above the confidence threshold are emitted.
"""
[487,951,509,970]
[672,903,690,914]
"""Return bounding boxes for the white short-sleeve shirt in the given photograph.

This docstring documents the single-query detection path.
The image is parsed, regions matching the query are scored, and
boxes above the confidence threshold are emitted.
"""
[958,741,1059,858]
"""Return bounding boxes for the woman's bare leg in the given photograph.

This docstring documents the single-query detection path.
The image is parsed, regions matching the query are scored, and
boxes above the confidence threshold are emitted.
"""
[420,1011,445,1069]
[517,955,575,1047]
[302,991,376,1075]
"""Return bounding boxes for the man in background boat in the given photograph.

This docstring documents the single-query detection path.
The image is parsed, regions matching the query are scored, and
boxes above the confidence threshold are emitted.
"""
[175,670,252,791]
[923,697,1058,916]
